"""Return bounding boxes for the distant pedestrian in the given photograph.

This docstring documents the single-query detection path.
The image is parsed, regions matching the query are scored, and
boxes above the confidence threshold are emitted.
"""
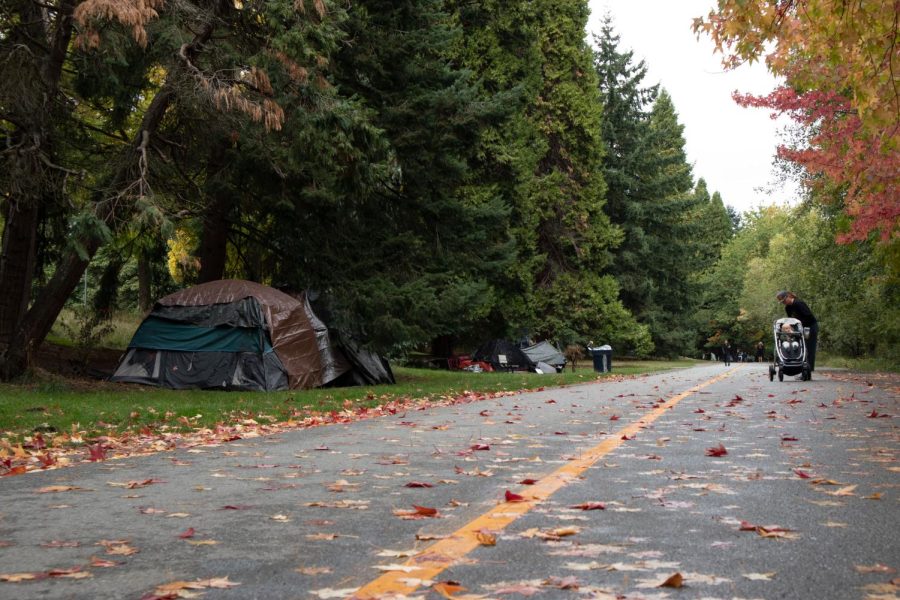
[755,341,764,362]
[721,340,732,366]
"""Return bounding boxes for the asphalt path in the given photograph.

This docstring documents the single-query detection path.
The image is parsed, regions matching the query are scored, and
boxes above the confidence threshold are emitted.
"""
[0,363,897,599]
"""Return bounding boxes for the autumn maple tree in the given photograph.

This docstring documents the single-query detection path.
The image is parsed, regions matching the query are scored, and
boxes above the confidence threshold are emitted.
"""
[694,0,899,242]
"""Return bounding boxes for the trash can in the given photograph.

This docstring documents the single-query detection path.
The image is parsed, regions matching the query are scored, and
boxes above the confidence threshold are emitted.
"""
[590,345,612,373]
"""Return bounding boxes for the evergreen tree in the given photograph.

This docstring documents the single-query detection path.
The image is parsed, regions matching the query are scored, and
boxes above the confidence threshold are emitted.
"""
[0,0,354,378]
[594,18,700,356]
[637,90,703,355]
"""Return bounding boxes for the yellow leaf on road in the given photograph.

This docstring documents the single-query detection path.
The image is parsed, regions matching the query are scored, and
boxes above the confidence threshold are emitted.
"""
[826,485,857,496]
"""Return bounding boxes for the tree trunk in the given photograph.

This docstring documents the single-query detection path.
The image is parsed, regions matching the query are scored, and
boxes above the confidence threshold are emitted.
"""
[0,85,176,380]
[0,239,98,380]
[197,138,232,283]
[0,200,39,345]
[0,0,74,347]
[0,17,218,380]
[137,250,153,313]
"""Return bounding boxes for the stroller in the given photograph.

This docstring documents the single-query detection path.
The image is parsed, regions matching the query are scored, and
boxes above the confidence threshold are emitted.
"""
[768,317,811,381]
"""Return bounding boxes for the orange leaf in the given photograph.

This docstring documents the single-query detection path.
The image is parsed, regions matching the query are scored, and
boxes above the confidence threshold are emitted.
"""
[412,505,438,517]
[476,532,497,546]
[432,581,466,598]
[660,572,684,588]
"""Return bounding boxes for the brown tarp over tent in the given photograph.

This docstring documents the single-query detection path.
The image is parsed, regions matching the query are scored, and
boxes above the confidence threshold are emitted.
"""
[111,280,393,391]
[156,280,324,389]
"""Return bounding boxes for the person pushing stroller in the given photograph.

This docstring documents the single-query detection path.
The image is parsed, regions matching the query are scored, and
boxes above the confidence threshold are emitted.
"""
[775,290,819,375]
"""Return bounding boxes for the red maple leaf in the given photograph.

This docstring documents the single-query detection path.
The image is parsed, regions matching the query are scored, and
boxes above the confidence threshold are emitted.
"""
[504,490,526,503]
[405,482,433,488]
[570,502,605,510]
[518,478,538,485]
[412,505,438,517]
[794,469,812,479]
[470,444,490,451]
[609,415,620,421]
[178,528,196,539]
[87,444,107,462]
[706,444,728,457]
[620,433,635,441]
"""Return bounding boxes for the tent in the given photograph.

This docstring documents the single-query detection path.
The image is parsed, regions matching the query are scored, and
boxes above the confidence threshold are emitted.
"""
[471,339,535,372]
[522,341,566,371]
[110,280,393,391]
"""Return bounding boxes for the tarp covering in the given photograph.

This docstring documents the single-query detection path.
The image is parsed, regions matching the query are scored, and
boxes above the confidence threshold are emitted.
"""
[522,341,566,368]
[111,280,394,391]
[112,347,288,391]
[154,280,323,390]
[129,317,272,353]
[471,339,534,371]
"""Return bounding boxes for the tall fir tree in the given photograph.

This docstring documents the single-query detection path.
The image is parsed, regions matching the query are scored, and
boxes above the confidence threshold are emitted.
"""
[454,1,649,351]
[594,18,703,356]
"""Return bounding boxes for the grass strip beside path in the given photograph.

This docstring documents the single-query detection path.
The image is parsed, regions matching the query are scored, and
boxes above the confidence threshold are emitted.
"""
[0,361,697,473]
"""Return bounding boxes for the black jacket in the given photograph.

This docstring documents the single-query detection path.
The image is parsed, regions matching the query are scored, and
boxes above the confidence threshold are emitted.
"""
[786,298,817,327]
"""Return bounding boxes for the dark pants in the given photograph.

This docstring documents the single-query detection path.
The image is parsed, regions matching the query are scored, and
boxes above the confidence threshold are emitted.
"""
[807,323,818,371]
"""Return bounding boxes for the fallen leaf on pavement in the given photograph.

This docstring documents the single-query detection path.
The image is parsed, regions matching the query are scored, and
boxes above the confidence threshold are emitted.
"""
[432,581,467,598]
[376,549,420,558]
[89,556,120,568]
[743,572,777,581]
[705,444,728,457]
[660,572,684,588]
[295,566,331,575]
[37,485,85,493]
[826,485,857,496]
[373,564,420,573]
[543,575,580,589]
[476,532,497,546]
[309,588,360,599]
[855,564,896,574]
[0,572,43,582]
[505,490,526,503]
[570,502,606,510]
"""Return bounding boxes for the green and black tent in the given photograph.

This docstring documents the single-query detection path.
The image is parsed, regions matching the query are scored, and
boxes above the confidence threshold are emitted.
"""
[110,280,393,391]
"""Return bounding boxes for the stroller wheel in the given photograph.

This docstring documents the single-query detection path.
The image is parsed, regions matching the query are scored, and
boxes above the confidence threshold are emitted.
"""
[768,365,775,382]
[778,368,784,382]
[802,367,811,381]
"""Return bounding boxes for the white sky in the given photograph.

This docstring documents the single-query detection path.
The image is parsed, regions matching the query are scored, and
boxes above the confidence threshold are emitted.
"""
[586,1,801,214]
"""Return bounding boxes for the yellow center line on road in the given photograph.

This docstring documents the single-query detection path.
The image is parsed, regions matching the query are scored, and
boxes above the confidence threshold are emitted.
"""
[352,367,740,599]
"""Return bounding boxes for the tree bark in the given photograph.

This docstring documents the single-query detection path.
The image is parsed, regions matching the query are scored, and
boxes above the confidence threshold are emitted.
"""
[197,138,232,283]
[0,84,176,379]
[0,0,75,347]
[0,17,218,380]
[0,200,40,345]
[137,250,153,313]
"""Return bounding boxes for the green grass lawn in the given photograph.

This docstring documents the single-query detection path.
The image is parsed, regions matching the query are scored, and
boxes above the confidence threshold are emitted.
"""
[0,361,698,441]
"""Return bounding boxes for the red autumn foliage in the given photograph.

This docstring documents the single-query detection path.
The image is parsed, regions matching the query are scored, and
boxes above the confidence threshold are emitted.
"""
[734,87,898,242]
